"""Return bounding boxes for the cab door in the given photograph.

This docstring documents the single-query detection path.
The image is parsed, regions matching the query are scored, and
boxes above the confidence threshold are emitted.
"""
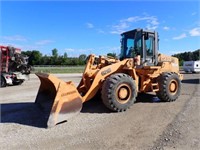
[143,33,157,66]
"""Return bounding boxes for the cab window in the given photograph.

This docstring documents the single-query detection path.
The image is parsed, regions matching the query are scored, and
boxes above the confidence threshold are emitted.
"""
[145,36,154,56]
[126,38,134,57]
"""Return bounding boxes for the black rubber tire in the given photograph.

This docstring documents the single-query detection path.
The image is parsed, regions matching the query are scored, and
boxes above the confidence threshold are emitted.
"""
[1,76,7,87]
[101,73,137,112]
[156,72,181,102]
[13,79,24,85]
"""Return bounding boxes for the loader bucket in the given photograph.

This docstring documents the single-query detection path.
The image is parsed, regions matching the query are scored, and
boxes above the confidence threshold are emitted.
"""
[35,73,83,128]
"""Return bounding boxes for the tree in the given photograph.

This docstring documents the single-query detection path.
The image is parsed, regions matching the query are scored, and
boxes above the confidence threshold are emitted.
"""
[188,52,193,61]
[52,48,58,57]
[22,51,32,57]
[107,53,117,58]
[40,55,51,65]
[28,50,42,65]
[79,54,87,61]
[172,49,200,66]
[78,54,87,65]
[64,52,68,58]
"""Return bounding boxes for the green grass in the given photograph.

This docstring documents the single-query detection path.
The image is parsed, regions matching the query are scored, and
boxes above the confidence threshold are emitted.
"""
[32,66,85,74]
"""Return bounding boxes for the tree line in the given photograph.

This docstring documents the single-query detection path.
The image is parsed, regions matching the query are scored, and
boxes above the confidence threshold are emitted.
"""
[22,48,199,66]
[22,48,87,66]
[22,48,118,66]
[172,49,200,66]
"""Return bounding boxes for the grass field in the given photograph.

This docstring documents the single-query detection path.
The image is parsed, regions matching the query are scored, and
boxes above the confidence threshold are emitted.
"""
[32,66,85,74]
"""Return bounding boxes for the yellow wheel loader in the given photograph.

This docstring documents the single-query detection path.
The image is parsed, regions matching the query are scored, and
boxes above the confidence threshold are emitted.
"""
[35,28,183,127]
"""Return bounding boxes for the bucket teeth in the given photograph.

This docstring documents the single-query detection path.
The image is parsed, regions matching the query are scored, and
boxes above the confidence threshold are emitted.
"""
[35,73,83,127]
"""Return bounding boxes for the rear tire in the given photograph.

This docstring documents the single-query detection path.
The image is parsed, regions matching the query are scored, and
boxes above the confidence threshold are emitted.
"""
[1,76,6,87]
[101,73,137,112]
[156,72,181,102]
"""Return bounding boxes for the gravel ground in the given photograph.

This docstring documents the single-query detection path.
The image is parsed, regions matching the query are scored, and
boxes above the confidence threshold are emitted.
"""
[0,72,199,150]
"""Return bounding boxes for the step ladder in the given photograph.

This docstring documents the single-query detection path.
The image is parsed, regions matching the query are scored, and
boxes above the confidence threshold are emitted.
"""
[151,82,159,92]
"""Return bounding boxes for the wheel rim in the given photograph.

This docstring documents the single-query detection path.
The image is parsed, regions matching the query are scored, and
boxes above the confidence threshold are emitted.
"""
[169,79,178,95]
[116,83,131,104]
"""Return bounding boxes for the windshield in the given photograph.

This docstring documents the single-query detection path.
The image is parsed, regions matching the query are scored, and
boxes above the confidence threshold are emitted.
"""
[120,31,142,59]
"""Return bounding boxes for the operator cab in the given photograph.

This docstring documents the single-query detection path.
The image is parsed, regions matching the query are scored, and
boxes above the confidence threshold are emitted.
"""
[120,28,159,66]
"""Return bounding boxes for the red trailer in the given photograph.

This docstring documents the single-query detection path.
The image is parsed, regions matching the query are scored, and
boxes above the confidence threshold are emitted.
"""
[0,46,31,87]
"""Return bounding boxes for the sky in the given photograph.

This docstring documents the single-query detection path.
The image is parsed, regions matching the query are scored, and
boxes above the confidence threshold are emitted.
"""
[0,0,199,57]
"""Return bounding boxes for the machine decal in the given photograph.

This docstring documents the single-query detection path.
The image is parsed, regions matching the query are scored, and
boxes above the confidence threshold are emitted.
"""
[101,68,111,76]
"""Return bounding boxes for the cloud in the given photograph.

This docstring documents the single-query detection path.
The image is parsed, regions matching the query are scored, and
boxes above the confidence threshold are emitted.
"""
[0,42,18,48]
[1,35,27,42]
[109,46,120,51]
[170,27,200,40]
[121,16,159,26]
[110,15,159,34]
[145,16,159,30]
[20,45,42,50]
[0,42,41,50]
[163,26,170,30]
[64,46,120,57]
[86,22,94,28]
[97,29,106,34]
[189,27,200,36]
[35,40,54,45]
[191,12,197,16]
[172,33,187,40]
[64,48,75,52]
[110,22,130,34]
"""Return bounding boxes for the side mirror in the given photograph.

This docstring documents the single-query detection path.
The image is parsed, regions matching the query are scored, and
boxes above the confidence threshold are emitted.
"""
[144,33,149,40]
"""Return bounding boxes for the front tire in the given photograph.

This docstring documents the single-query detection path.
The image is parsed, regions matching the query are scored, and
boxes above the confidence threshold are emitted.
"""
[101,73,137,112]
[156,72,181,102]
[1,76,7,87]
[13,79,24,85]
